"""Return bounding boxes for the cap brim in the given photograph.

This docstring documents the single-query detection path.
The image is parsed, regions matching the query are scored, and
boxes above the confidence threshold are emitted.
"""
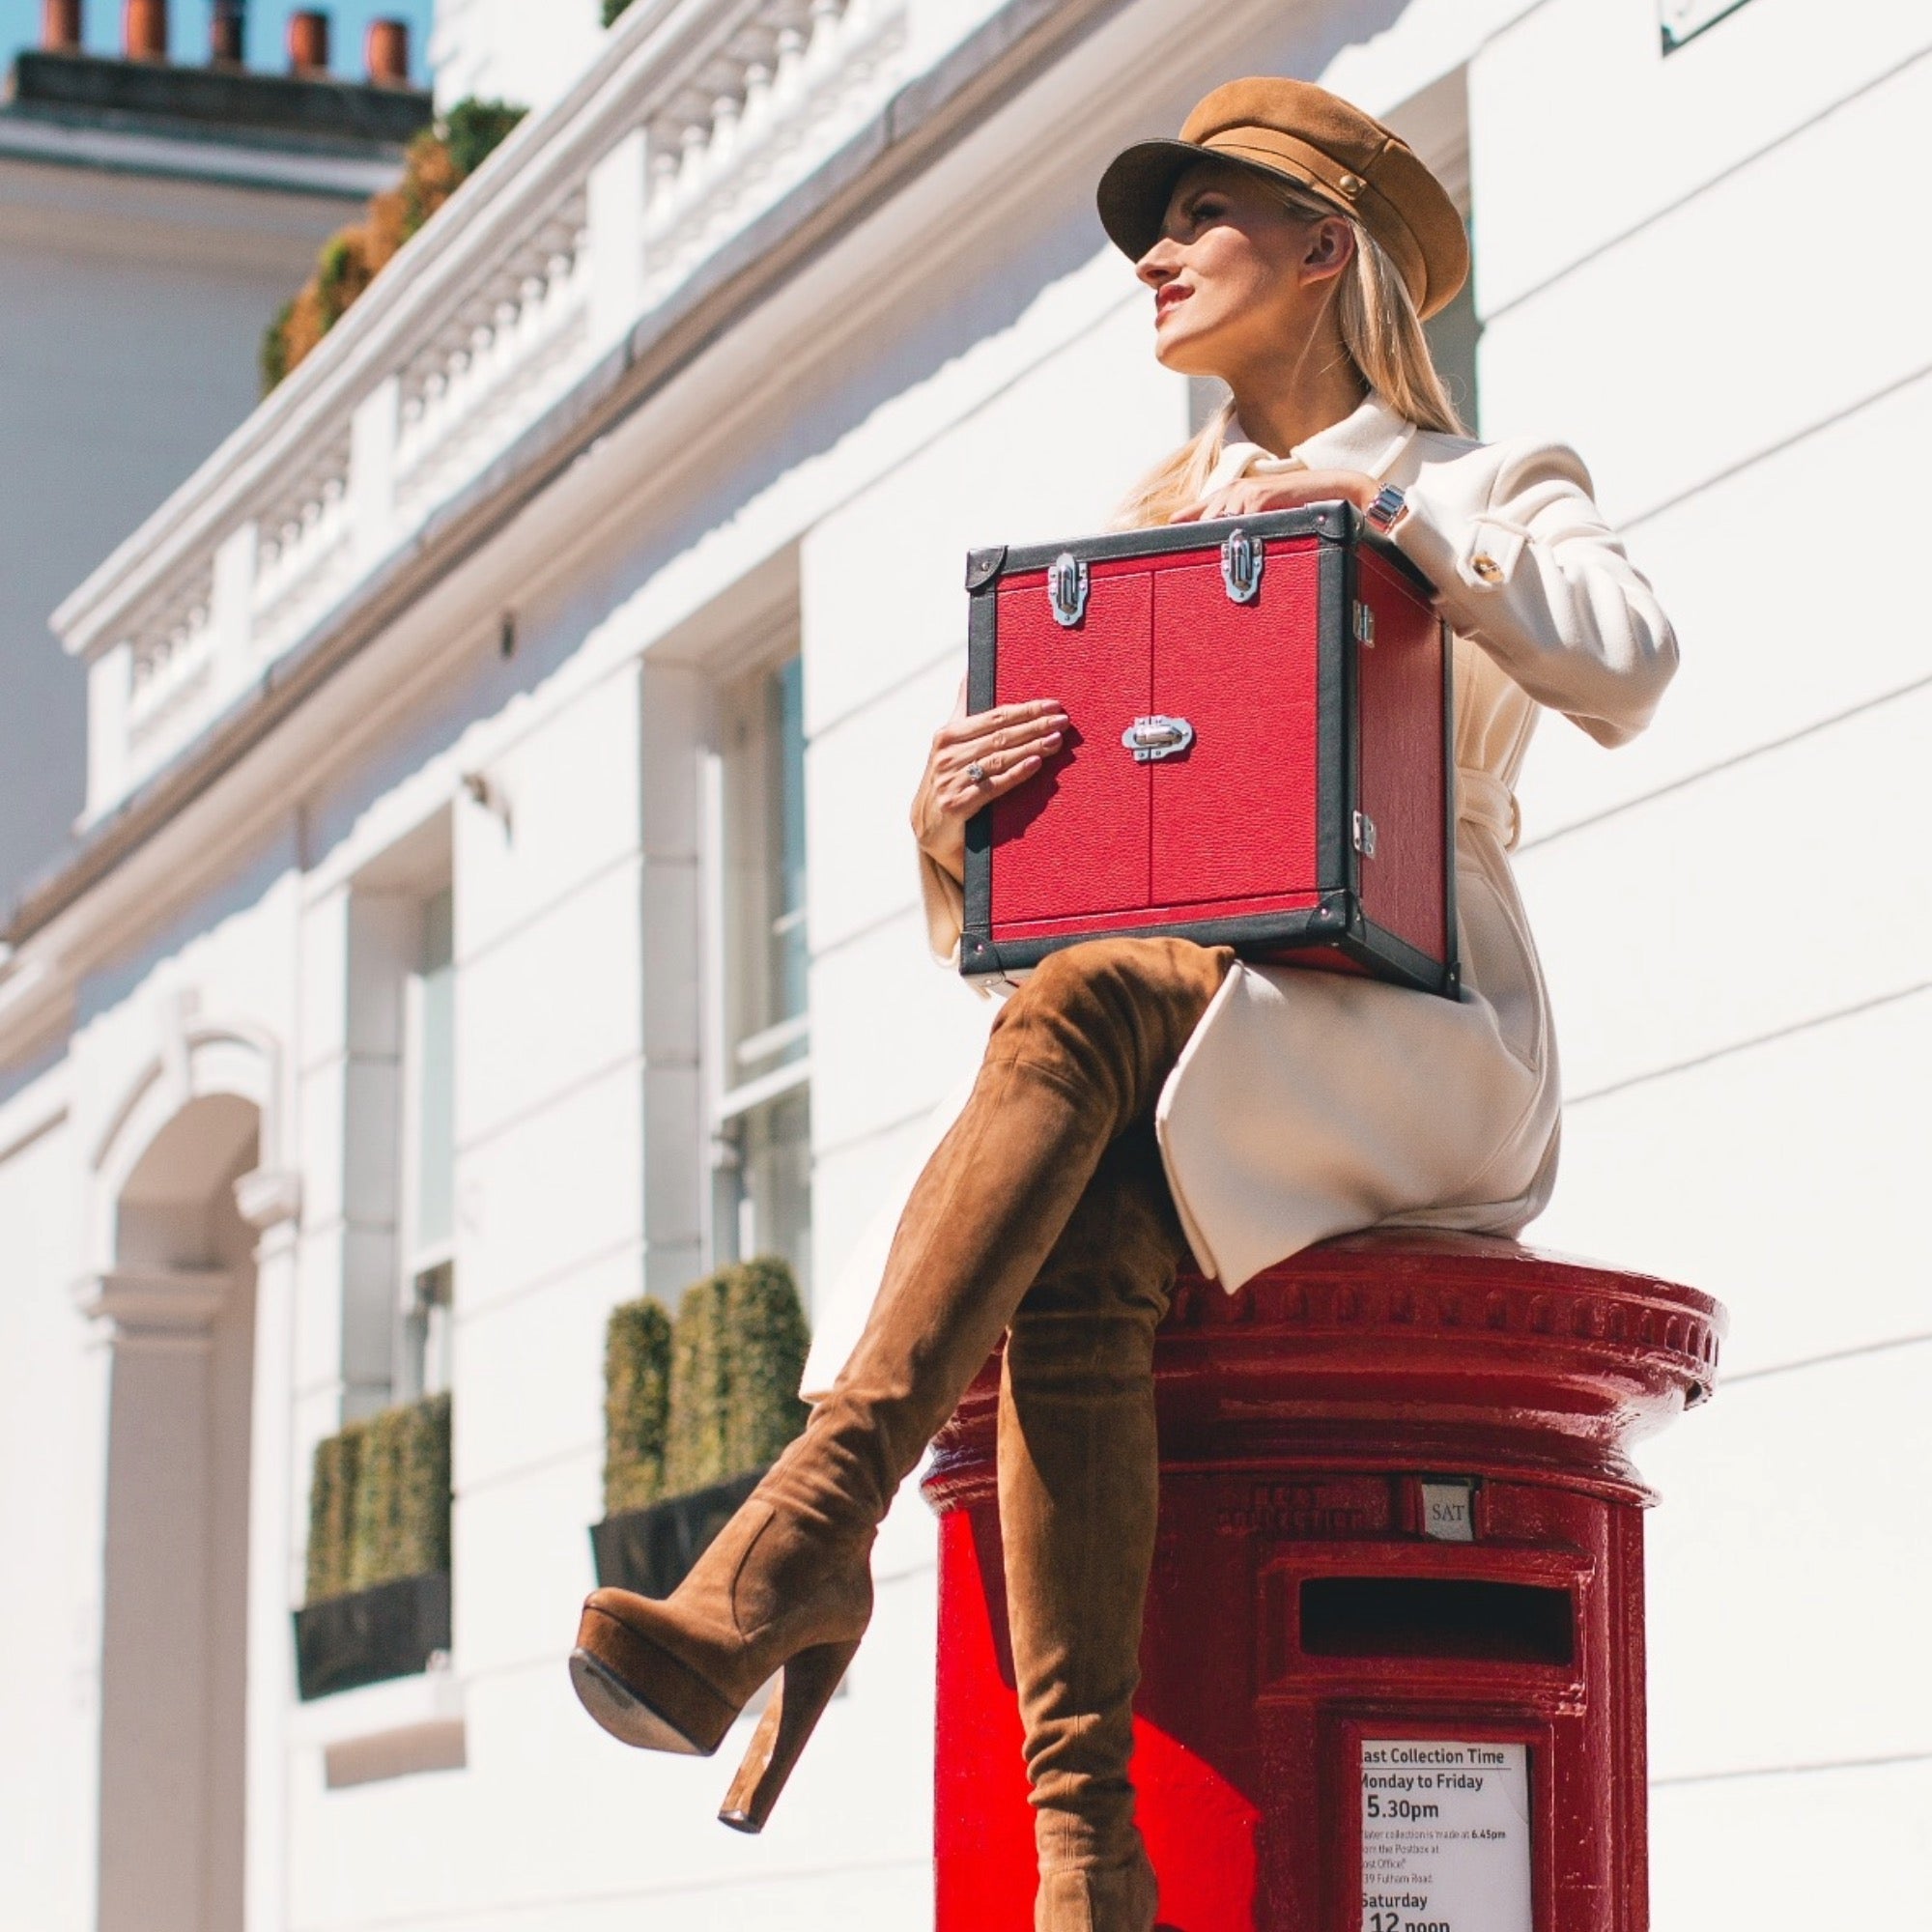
[1096,138,1342,263]
[1095,139,1206,261]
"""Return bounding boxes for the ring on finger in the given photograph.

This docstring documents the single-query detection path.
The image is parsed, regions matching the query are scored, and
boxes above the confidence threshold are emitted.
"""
[967,760,989,783]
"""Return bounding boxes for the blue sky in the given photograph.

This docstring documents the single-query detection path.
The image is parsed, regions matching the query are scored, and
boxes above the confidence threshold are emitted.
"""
[0,0,437,87]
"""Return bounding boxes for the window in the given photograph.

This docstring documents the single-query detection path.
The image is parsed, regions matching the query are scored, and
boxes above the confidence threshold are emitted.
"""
[398,887,455,1399]
[705,652,811,1300]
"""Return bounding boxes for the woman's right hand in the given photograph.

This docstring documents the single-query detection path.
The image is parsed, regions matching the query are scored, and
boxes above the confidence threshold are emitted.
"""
[911,682,1067,885]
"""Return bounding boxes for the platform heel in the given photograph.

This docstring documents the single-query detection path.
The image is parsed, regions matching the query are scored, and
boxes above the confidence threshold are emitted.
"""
[717,1638,861,1833]
[570,1599,741,1756]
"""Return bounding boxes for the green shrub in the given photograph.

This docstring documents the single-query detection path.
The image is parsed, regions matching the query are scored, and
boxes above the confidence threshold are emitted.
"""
[603,1295,672,1515]
[722,1258,810,1476]
[394,1390,452,1578]
[304,1393,451,1604]
[260,298,294,394]
[304,1421,363,1604]
[663,1268,734,1493]
[659,1259,810,1498]
[439,98,527,182]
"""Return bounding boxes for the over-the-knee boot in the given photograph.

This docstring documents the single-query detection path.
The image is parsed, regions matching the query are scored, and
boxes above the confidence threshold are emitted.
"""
[1002,1128,1185,1932]
[571,938,1231,1829]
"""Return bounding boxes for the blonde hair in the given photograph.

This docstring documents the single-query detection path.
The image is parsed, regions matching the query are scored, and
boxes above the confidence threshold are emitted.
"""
[1113,176,1465,530]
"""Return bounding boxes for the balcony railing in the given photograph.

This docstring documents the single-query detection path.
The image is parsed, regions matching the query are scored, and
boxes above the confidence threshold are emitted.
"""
[60,0,996,821]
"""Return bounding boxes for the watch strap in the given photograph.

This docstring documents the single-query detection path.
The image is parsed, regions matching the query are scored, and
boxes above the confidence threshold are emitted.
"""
[1365,483,1408,534]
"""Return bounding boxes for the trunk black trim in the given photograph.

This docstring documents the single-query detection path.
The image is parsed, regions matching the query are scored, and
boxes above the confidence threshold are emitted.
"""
[959,511,1454,998]
[970,503,1434,597]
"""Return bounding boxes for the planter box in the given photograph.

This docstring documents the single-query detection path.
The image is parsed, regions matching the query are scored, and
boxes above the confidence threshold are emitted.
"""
[293,1573,451,1702]
[590,1467,766,1598]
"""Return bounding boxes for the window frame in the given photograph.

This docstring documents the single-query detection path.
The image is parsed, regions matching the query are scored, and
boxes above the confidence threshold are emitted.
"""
[395,884,457,1402]
[699,638,812,1293]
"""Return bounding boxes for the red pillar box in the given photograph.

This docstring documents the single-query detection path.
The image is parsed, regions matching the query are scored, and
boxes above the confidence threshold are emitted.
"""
[922,1232,1725,1932]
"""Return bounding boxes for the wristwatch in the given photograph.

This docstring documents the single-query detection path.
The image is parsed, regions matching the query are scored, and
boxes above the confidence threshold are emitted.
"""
[1364,483,1408,535]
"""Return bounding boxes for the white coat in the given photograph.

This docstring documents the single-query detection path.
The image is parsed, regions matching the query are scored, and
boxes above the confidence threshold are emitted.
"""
[800,394,1676,1398]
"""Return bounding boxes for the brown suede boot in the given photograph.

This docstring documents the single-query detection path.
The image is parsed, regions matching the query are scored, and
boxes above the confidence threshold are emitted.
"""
[571,937,1231,1833]
[1002,1126,1189,1932]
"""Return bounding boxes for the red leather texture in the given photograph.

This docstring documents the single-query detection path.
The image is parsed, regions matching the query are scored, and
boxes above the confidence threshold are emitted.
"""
[989,541,1324,941]
[1355,551,1447,961]
[1149,549,1321,906]
[989,560,1151,925]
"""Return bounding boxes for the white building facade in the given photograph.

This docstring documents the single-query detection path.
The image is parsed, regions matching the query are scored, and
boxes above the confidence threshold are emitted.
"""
[0,34,416,921]
[0,1,1926,1928]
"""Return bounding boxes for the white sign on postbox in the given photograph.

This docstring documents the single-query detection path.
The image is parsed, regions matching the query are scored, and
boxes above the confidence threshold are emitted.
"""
[1359,1739,1532,1932]
[1418,1480,1474,1543]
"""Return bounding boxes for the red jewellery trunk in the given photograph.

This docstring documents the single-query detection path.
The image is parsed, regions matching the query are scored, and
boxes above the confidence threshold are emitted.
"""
[961,504,1458,996]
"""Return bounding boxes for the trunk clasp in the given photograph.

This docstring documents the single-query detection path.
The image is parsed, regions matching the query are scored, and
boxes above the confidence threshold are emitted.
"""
[1122,715,1195,762]
[1220,526,1264,604]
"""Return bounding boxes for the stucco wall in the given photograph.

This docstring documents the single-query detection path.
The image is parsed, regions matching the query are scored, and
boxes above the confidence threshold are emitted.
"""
[0,159,363,918]
[1488,2,1932,1922]
[0,1090,99,1932]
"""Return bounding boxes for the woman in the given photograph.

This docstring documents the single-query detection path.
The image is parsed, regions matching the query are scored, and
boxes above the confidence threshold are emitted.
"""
[572,77,1676,1932]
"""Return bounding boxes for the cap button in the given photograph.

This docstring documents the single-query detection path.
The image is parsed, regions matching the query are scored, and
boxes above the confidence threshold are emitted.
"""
[1337,172,1364,197]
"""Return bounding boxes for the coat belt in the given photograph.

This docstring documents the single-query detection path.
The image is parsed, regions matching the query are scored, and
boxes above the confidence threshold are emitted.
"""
[1456,767,1520,850]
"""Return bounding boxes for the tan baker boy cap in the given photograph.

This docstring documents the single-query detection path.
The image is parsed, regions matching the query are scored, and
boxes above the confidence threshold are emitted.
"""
[1097,77,1469,321]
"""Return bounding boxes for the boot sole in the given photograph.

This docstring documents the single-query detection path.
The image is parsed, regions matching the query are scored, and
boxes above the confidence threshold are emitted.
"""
[570,1605,740,1755]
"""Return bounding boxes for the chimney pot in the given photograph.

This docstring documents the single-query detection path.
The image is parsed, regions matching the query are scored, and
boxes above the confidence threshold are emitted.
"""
[42,0,83,53]
[210,0,245,66]
[286,8,330,76]
[364,17,411,88]
[123,0,168,62]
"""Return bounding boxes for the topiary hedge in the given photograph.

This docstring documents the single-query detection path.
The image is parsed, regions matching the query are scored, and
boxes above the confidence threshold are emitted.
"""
[603,1294,672,1515]
[619,1259,810,1506]
[722,1257,811,1475]
[304,1392,452,1605]
[304,1423,362,1605]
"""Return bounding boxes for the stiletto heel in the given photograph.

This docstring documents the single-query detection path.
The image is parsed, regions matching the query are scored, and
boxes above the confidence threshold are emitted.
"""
[717,1638,860,1833]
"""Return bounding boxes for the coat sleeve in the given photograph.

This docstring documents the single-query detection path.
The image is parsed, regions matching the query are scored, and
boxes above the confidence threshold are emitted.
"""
[1394,437,1678,748]
[919,846,967,965]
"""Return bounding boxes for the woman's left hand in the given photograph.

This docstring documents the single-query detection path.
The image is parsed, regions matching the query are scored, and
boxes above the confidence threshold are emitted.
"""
[1173,467,1380,524]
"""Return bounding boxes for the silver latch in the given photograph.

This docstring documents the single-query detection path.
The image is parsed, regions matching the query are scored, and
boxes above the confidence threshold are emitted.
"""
[1353,601,1376,647]
[1353,810,1378,858]
[1047,552,1089,627]
[1122,715,1195,762]
[1220,526,1264,604]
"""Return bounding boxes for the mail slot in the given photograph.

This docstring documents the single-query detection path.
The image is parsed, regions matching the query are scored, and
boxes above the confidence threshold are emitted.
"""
[922,1232,1725,1931]
[1297,1577,1576,1666]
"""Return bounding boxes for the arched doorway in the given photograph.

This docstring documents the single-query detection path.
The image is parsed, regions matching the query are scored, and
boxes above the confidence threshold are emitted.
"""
[93,1093,260,1932]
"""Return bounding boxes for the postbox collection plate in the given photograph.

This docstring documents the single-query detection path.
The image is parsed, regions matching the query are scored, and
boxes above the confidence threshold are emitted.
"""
[1360,1739,1533,1932]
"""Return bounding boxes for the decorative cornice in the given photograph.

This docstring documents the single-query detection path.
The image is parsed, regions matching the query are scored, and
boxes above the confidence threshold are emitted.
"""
[925,1234,1728,1514]
[73,1264,232,1350]
[0,111,402,199]
[234,1165,302,1232]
